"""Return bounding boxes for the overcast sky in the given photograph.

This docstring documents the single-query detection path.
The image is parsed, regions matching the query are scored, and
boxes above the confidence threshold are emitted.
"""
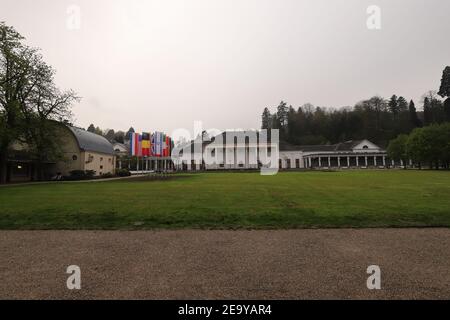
[1,0,449,135]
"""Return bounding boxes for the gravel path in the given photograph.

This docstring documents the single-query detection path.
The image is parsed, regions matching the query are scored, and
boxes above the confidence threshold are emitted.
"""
[0,229,449,299]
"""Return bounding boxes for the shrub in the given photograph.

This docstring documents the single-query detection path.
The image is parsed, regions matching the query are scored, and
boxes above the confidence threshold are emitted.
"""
[66,170,97,181]
[116,168,131,177]
[68,170,87,180]
[85,170,96,178]
[100,172,114,179]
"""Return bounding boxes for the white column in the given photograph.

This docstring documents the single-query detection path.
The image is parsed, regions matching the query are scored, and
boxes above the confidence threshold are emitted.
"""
[337,157,341,167]
[328,157,331,167]
[356,156,359,167]
[374,156,377,166]
[364,156,368,167]
[391,159,395,167]
[383,156,386,167]
[318,157,322,167]
[347,156,350,167]
[400,159,404,167]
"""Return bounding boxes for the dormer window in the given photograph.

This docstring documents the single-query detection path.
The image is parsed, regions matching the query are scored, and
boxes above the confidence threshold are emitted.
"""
[362,145,369,149]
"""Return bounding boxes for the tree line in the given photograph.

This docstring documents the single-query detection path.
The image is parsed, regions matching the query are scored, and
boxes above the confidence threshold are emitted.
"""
[388,123,450,169]
[0,22,78,183]
[261,66,450,148]
[85,124,135,144]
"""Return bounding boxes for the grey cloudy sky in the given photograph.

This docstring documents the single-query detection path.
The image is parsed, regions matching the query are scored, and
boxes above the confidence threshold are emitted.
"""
[1,0,449,135]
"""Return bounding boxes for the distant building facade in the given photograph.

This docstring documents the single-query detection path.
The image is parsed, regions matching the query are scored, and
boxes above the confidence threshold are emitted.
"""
[279,139,388,169]
[6,124,116,182]
[55,126,116,176]
[173,131,279,171]
[173,131,389,171]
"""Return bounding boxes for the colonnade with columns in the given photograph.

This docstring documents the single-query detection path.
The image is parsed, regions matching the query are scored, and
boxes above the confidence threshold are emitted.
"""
[302,153,389,169]
[118,157,174,172]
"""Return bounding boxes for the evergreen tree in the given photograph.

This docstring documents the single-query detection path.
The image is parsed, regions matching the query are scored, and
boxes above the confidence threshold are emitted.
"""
[114,131,125,143]
[423,97,432,125]
[438,66,450,122]
[125,127,135,140]
[276,101,289,129]
[87,124,95,133]
[397,96,408,112]
[105,129,115,141]
[444,99,450,123]
[408,100,421,128]
[388,95,398,115]
[261,107,271,129]
[438,66,450,98]
[276,101,289,139]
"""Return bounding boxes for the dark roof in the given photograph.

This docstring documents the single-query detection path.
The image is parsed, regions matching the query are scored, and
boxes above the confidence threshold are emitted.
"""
[334,140,364,151]
[69,127,114,155]
[291,145,337,152]
[113,142,129,150]
[280,140,369,152]
[207,130,276,145]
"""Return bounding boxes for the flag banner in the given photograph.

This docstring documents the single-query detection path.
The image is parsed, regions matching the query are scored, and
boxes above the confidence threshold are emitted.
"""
[151,133,155,157]
[164,135,169,157]
[129,133,134,156]
[130,131,172,158]
[130,132,139,156]
[149,133,153,157]
[158,132,162,157]
[137,134,142,157]
[141,132,150,157]
[161,134,167,157]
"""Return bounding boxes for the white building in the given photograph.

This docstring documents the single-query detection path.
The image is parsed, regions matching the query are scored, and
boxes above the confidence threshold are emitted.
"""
[173,131,390,171]
[279,139,388,169]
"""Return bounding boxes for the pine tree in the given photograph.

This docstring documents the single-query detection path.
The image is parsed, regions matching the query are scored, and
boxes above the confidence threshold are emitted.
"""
[423,97,432,125]
[276,101,289,129]
[87,124,95,133]
[397,96,408,112]
[438,66,450,98]
[125,127,135,140]
[438,66,450,122]
[261,107,271,129]
[388,95,399,115]
[408,100,421,128]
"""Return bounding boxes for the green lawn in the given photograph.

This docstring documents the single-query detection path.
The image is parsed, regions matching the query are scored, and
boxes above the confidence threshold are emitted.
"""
[0,170,449,229]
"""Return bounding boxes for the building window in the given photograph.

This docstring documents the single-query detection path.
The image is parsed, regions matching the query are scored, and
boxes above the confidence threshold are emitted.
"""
[100,157,103,161]
[296,159,300,168]
[363,145,369,149]
[72,155,78,161]
[108,158,111,163]
[100,165,103,169]
[12,163,28,177]
[286,159,291,169]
